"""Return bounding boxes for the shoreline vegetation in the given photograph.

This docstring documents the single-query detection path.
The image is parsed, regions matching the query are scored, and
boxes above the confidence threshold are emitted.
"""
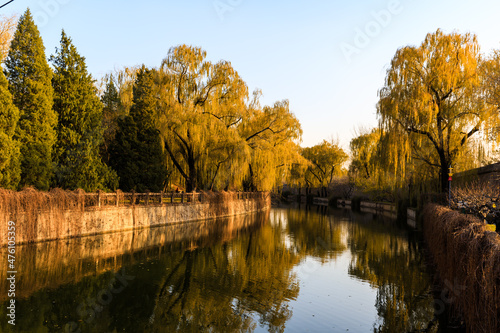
[423,204,500,333]
[0,187,270,246]
[1,9,498,208]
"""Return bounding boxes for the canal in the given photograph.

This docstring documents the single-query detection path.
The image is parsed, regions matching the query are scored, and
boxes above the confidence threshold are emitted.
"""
[1,206,441,332]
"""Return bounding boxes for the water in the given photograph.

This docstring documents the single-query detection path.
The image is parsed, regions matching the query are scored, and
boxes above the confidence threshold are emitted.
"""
[0,206,439,332]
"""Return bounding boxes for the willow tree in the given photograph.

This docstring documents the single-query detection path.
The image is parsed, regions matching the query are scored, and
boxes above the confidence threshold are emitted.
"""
[156,45,249,192]
[239,93,304,191]
[482,50,500,147]
[301,139,347,188]
[99,67,138,163]
[378,29,499,193]
[0,14,17,61]
[349,128,380,180]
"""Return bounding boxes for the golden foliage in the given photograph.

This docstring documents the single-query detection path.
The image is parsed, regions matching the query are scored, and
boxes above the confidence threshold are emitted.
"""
[0,14,17,61]
[361,29,500,195]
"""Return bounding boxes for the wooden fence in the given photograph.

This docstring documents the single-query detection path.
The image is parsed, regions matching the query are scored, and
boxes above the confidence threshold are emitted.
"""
[83,191,262,208]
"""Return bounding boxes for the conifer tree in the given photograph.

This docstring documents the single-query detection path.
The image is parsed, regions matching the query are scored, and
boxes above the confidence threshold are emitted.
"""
[100,76,121,164]
[0,69,20,189]
[51,30,118,191]
[109,66,168,192]
[4,8,56,190]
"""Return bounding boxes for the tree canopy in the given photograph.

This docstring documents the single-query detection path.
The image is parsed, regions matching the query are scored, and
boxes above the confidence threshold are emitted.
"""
[109,66,168,192]
[0,67,20,189]
[4,8,56,190]
[301,140,347,188]
[377,29,500,192]
[154,45,303,192]
[51,30,118,191]
[0,14,17,61]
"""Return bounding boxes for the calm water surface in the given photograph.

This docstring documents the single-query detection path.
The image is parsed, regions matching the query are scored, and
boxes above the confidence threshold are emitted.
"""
[1,206,440,332]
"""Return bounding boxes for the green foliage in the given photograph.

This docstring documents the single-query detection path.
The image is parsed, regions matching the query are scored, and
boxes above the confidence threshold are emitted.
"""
[100,76,121,164]
[109,66,168,192]
[4,8,56,190]
[0,69,20,189]
[51,30,118,191]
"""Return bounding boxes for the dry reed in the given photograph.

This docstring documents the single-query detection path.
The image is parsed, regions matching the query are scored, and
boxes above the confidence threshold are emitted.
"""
[0,187,85,244]
[0,188,270,245]
[423,203,500,333]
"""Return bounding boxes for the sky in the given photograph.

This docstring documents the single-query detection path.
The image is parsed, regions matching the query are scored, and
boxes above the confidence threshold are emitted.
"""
[2,0,500,150]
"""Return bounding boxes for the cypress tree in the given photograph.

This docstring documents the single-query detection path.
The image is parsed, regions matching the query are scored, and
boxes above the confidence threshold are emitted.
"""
[109,66,168,192]
[100,76,121,164]
[50,30,118,191]
[4,8,56,190]
[0,69,20,189]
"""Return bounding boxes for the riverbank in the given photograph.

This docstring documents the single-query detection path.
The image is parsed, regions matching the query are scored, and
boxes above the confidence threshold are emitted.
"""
[423,203,500,333]
[0,210,269,302]
[0,188,271,246]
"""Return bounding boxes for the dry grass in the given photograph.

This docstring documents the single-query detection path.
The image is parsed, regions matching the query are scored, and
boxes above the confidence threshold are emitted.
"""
[423,204,500,333]
[450,180,500,224]
[0,187,86,243]
[0,188,270,245]
[203,191,268,217]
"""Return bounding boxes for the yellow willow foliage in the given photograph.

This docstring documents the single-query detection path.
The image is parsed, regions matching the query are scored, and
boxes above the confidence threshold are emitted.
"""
[481,50,500,142]
[378,29,499,191]
[0,14,17,61]
[240,98,303,191]
[99,66,138,116]
[349,128,395,194]
[200,129,250,190]
[155,45,250,191]
[301,139,348,188]
[349,128,380,179]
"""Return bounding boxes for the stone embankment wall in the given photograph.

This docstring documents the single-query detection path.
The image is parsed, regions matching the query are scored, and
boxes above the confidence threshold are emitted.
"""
[0,189,270,246]
[0,210,269,301]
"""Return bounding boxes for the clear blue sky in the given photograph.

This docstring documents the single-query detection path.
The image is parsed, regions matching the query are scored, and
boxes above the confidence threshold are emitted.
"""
[3,0,500,150]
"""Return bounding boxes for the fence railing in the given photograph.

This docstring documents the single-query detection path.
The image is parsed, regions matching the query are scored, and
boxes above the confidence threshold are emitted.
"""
[82,191,263,208]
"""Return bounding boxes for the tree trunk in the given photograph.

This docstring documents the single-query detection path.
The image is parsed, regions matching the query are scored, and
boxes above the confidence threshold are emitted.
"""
[186,154,197,193]
[438,150,449,194]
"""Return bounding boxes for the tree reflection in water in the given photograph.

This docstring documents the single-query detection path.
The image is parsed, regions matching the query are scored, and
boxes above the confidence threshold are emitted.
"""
[0,207,438,332]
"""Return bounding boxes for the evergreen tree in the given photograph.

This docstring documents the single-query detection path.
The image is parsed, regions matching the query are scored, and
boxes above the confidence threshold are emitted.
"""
[109,66,168,192]
[4,8,56,190]
[50,30,118,191]
[100,76,121,164]
[0,69,20,189]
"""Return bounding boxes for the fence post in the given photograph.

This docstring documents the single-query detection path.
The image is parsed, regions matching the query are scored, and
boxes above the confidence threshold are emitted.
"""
[78,189,85,210]
[171,191,174,203]
[146,192,150,206]
[160,191,164,204]
[116,190,119,207]
[181,193,184,203]
[97,190,102,207]
[131,190,135,206]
